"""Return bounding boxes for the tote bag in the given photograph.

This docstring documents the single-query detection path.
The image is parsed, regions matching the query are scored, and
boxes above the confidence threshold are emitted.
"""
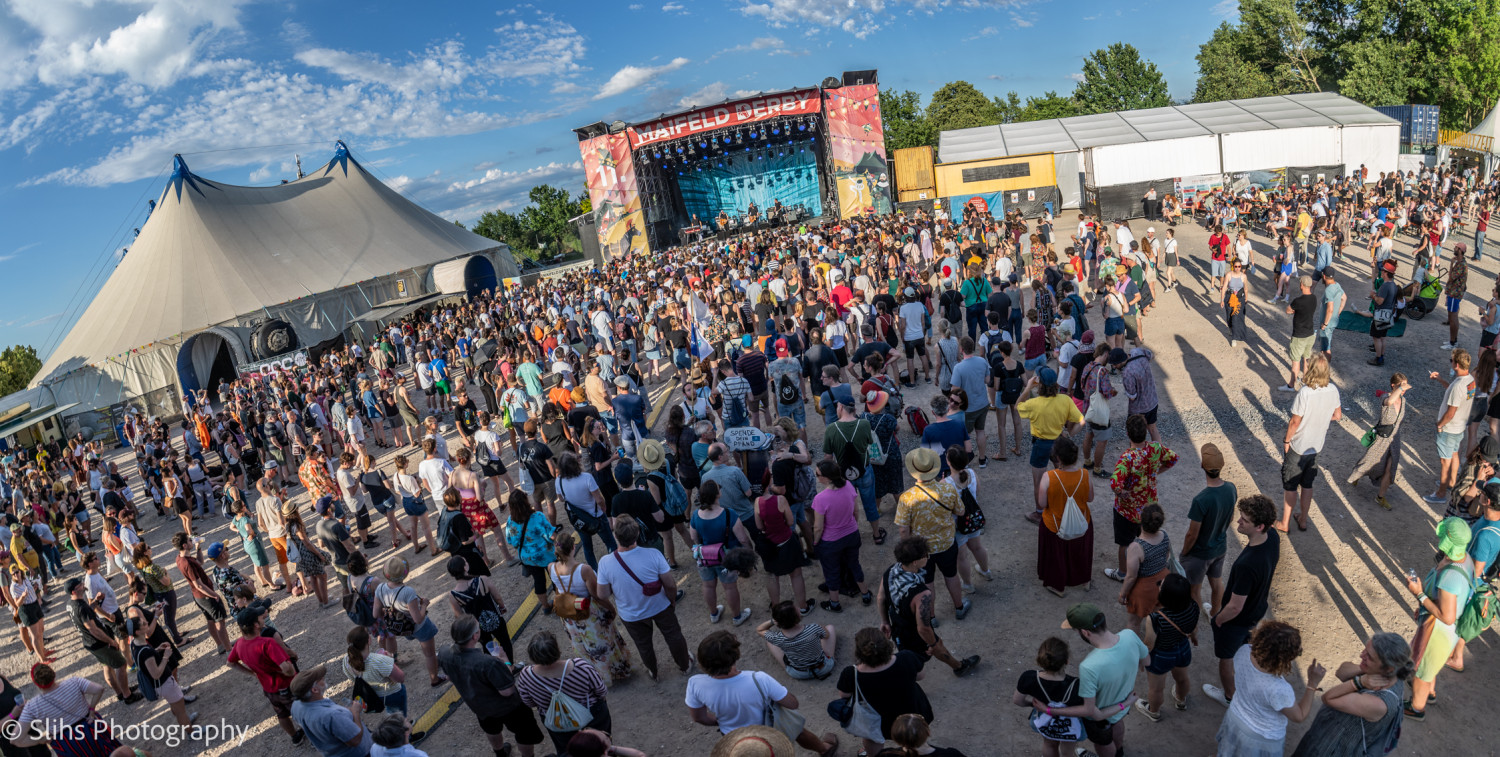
[842,671,885,742]
[754,673,807,742]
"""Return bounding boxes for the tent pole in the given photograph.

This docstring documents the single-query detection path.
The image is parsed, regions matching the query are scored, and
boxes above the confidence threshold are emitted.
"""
[356,283,374,309]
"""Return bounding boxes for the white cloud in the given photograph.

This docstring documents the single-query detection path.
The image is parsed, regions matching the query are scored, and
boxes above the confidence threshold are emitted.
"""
[24,311,63,328]
[551,81,585,94]
[629,3,643,8]
[386,160,585,224]
[4,0,247,91]
[1211,0,1237,16]
[966,26,998,40]
[677,82,728,109]
[594,58,690,100]
[296,41,471,95]
[662,2,686,11]
[486,13,588,79]
[1010,13,1034,27]
[738,0,1024,37]
[1067,72,1085,82]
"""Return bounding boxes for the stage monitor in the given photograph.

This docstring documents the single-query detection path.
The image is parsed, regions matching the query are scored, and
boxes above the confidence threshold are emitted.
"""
[842,70,877,87]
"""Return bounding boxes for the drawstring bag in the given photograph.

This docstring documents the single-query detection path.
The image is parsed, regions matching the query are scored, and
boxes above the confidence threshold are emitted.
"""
[1056,472,1089,541]
[1028,677,1085,742]
[543,661,595,732]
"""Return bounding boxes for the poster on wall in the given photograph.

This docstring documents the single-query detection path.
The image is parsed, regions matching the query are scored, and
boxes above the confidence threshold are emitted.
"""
[823,84,893,219]
[578,133,649,260]
[947,192,1004,223]
[1227,168,1286,194]
[1173,173,1225,207]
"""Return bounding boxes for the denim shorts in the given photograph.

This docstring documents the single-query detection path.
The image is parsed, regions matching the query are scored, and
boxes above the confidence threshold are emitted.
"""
[1146,639,1193,675]
[1030,436,1056,469]
[1104,317,1125,336]
[697,564,738,584]
[1437,430,1465,459]
[786,655,837,680]
[408,616,439,643]
[401,495,428,517]
[1211,260,1227,278]
[778,402,806,429]
[1024,355,1047,372]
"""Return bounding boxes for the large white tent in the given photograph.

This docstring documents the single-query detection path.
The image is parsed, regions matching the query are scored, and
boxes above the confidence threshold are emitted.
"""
[27,142,518,436]
[938,92,1399,215]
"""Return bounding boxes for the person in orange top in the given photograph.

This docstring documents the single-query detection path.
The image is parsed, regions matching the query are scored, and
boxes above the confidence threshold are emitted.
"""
[297,449,340,510]
[1036,435,1094,598]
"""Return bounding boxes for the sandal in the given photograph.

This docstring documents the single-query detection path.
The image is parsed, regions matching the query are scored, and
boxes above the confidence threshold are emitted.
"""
[1403,701,1426,720]
[430,674,449,688]
[873,527,887,546]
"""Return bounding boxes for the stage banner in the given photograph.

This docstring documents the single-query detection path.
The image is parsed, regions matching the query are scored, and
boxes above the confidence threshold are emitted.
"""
[629,89,822,149]
[823,84,893,219]
[946,192,1004,223]
[579,133,649,260]
[1173,173,1224,207]
[1228,168,1286,194]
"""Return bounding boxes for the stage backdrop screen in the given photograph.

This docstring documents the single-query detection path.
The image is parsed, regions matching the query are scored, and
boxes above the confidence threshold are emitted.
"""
[677,150,823,223]
[823,84,893,219]
[579,133,649,259]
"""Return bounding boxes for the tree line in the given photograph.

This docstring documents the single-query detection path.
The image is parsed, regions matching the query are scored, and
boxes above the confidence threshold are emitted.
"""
[881,0,1500,153]
[462,184,592,262]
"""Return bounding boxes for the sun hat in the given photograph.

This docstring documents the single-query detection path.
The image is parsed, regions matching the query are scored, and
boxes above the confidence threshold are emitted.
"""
[638,439,667,471]
[709,725,797,757]
[863,387,889,413]
[383,556,410,582]
[904,447,942,482]
[1436,517,1473,561]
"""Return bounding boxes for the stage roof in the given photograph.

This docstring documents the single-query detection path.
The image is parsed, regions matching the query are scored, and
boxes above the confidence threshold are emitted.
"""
[939,92,1397,163]
[35,143,503,387]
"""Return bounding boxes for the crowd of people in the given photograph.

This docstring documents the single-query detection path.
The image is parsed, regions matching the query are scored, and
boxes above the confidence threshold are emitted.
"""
[0,160,1493,757]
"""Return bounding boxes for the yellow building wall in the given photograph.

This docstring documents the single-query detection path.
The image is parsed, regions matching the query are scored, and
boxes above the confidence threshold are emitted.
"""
[935,153,1057,197]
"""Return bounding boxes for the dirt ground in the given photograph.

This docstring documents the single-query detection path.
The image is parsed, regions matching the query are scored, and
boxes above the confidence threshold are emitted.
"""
[7,214,1495,757]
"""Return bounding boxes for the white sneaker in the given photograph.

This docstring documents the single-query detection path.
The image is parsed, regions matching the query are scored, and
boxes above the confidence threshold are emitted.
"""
[978,568,994,581]
[1104,568,1125,582]
[1229,340,1238,347]
[961,583,976,594]
[731,608,754,626]
[1266,296,1280,304]
[1441,343,1456,350]
[1203,683,1230,707]
[1277,384,1296,393]
[709,605,723,624]
[1202,601,1213,615]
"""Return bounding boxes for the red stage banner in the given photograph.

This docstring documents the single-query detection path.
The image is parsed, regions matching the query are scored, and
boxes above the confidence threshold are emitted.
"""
[579,132,649,259]
[823,83,893,219]
[628,88,822,149]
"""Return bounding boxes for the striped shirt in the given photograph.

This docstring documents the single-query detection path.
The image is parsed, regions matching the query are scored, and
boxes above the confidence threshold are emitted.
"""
[1120,348,1158,415]
[20,678,92,726]
[515,659,607,718]
[765,623,829,671]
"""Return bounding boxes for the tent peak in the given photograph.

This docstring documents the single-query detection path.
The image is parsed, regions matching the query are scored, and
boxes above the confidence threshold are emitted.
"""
[325,140,354,177]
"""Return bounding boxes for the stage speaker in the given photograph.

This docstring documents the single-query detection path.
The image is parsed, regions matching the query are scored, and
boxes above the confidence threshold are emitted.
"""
[842,70,877,86]
[821,76,842,89]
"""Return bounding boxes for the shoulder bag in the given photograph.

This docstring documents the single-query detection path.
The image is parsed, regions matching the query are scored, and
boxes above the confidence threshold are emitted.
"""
[613,550,662,596]
[840,671,885,741]
[754,672,807,742]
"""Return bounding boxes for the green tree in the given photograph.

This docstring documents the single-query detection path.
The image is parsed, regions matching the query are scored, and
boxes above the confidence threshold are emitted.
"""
[1194,21,1279,102]
[1073,44,1171,114]
[992,91,1023,124]
[1017,91,1080,122]
[1336,39,1414,107]
[926,81,1000,133]
[473,209,533,251]
[0,346,41,397]
[878,88,935,150]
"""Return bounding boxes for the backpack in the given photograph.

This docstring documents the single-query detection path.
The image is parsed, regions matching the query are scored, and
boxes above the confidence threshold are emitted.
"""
[344,576,379,628]
[1457,576,1497,642]
[940,290,964,326]
[792,464,817,506]
[831,421,867,481]
[777,372,801,405]
[436,509,463,554]
[991,351,1023,406]
[380,587,418,638]
[474,437,493,464]
[302,405,319,430]
[723,389,749,428]
[651,468,690,517]
[956,483,986,535]
[543,660,595,732]
[906,406,930,436]
[869,374,903,417]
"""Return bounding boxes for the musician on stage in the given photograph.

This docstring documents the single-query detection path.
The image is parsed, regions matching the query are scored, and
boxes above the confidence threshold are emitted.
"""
[717,210,729,230]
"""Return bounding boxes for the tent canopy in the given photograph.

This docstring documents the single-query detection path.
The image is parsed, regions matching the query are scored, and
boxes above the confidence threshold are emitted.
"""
[939,92,1397,164]
[36,142,512,387]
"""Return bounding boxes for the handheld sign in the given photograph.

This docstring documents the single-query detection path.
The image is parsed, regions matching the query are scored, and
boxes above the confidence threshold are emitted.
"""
[724,426,772,451]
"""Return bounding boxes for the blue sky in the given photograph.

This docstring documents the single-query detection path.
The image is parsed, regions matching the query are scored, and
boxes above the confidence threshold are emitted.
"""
[0,0,1235,359]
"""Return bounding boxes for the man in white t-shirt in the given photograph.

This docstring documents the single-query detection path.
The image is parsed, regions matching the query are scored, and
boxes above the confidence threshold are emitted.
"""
[594,517,688,680]
[1279,354,1341,532]
[897,288,931,384]
[1425,348,1476,505]
[685,630,836,754]
[416,439,453,500]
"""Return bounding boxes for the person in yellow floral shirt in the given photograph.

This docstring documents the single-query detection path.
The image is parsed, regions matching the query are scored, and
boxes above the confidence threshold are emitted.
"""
[297,449,340,511]
[893,447,971,621]
[1106,414,1179,582]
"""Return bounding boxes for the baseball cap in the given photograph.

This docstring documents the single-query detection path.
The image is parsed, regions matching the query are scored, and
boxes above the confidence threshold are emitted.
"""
[205,542,226,559]
[1061,603,1106,631]
[1382,260,1397,273]
[64,577,83,595]
[1108,347,1128,365]
[1479,435,1500,465]
[1200,443,1225,471]
[775,338,790,358]
[234,605,268,627]
[831,384,856,407]
[1037,366,1058,387]
[1081,330,1095,345]
[1147,227,1156,233]
[1319,266,1337,280]
[903,287,916,297]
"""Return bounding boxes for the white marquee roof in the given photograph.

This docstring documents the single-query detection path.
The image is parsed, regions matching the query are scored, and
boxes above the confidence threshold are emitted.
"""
[939,92,1398,163]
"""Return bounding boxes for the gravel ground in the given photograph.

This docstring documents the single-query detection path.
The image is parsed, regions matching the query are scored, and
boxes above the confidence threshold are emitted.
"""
[6,214,1496,757]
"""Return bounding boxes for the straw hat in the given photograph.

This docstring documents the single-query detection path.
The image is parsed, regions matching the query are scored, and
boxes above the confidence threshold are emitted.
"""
[688,364,706,386]
[709,726,797,757]
[905,446,942,482]
[638,439,667,471]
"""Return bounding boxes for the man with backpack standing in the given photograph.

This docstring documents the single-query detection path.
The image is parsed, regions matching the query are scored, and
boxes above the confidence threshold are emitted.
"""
[960,264,992,340]
[948,337,993,468]
[824,395,884,546]
[716,357,753,431]
[768,339,807,437]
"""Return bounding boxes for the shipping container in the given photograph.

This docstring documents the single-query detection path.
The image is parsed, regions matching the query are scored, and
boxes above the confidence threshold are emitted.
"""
[1373,104,1440,146]
[893,146,935,194]
[899,188,937,203]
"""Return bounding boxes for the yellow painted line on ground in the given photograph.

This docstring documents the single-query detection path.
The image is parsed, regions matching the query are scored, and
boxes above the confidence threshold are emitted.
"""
[645,378,680,430]
[411,589,540,739]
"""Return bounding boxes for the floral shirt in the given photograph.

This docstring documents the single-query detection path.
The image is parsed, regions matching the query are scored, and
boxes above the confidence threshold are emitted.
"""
[1109,442,1179,523]
[894,479,963,554]
[506,512,557,568]
[298,458,339,501]
[210,564,246,600]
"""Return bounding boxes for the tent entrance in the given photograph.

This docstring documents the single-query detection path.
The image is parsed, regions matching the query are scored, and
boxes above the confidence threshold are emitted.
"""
[463,255,497,298]
[177,332,238,399]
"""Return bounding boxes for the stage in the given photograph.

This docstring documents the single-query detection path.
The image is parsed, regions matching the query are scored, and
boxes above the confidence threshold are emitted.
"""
[575,70,895,258]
